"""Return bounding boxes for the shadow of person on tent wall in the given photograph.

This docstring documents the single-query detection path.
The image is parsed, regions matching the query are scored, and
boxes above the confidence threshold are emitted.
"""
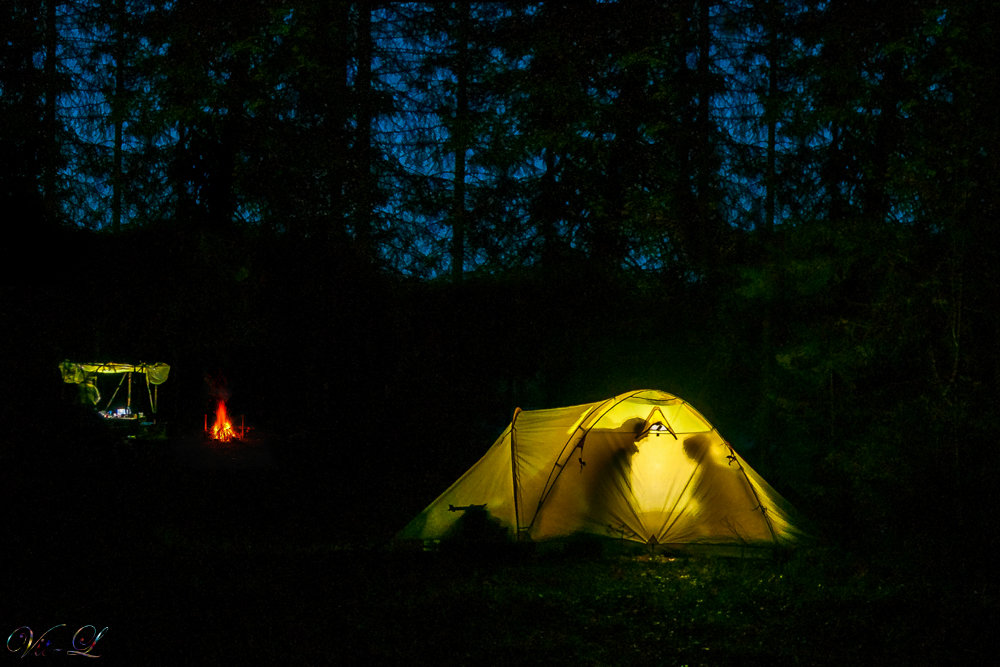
[513,417,646,540]
[580,418,644,527]
[683,433,771,541]
[579,425,770,543]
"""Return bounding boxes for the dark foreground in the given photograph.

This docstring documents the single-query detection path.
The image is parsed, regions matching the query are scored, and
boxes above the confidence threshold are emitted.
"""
[4,430,993,665]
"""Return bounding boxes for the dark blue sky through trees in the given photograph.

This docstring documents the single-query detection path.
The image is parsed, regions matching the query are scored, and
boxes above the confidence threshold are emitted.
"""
[23,0,971,278]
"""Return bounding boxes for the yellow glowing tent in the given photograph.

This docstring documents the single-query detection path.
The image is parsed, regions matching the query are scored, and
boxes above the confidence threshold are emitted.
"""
[400,389,805,551]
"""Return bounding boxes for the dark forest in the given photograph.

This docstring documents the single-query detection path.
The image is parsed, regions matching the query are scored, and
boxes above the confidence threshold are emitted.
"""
[3,0,998,662]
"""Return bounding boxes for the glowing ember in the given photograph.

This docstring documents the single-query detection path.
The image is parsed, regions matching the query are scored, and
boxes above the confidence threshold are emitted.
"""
[210,399,238,441]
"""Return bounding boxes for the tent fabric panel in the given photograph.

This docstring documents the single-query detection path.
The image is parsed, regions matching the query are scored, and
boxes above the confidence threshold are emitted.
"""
[590,392,673,431]
[622,430,705,543]
[661,402,712,434]
[592,394,713,436]
[659,433,775,544]
[525,407,801,546]
[531,429,735,544]
[59,361,170,384]
[143,363,171,385]
[527,427,644,540]
[728,449,804,544]
[521,390,715,543]
[59,361,89,384]
[398,428,518,541]
[511,403,600,531]
[628,389,681,402]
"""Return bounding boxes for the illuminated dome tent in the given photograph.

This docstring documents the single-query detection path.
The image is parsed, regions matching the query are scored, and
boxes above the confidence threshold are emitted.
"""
[60,360,170,423]
[400,390,805,551]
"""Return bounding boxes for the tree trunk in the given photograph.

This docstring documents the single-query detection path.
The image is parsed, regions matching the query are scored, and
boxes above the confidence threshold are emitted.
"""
[354,1,374,257]
[764,0,780,234]
[450,1,470,281]
[112,0,126,233]
[42,0,58,223]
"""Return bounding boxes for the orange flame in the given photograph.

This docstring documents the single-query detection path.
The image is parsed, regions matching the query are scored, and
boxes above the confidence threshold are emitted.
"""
[210,399,238,441]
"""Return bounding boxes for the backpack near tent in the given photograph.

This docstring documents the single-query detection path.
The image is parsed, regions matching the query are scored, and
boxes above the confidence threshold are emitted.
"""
[400,389,804,552]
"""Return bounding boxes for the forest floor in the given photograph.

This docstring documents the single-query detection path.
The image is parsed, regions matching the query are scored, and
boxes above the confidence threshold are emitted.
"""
[4,431,993,665]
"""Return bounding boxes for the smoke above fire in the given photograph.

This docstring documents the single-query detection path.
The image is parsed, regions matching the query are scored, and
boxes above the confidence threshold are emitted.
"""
[205,371,232,404]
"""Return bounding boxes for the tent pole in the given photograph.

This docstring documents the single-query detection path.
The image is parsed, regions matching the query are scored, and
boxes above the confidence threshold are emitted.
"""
[510,408,523,540]
[529,394,627,530]
[726,442,779,544]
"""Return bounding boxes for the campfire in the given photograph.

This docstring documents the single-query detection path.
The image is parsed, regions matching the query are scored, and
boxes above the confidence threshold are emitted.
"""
[207,398,243,442]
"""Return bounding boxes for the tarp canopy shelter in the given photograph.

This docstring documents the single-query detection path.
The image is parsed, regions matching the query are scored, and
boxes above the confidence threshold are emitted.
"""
[400,389,805,551]
[60,360,170,419]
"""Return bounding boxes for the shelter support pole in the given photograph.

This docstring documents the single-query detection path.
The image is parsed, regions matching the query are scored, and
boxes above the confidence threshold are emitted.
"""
[146,374,156,416]
[105,373,127,412]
